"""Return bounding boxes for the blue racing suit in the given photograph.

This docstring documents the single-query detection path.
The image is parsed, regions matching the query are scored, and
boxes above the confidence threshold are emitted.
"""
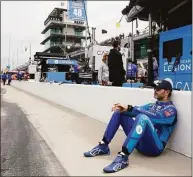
[2,73,7,80]
[2,73,7,85]
[127,63,138,79]
[103,101,177,156]
[7,74,12,85]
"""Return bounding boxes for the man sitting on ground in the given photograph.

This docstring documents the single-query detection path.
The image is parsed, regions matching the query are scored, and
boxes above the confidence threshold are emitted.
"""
[84,80,177,173]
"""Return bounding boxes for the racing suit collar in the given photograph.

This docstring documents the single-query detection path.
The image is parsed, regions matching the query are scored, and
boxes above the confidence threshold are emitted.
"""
[156,101,172,105]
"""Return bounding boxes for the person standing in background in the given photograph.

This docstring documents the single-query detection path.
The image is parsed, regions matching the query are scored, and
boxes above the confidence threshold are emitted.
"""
[17,71,22,81]
[73,63,80,84]
[2,72,7,85]
[153,57,159,81]
[126,59,138,82]
[7,73,12,85]
[98,53,109,86]
[108,40,125,87]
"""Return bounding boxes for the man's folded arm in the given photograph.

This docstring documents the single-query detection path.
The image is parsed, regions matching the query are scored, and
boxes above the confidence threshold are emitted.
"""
[131,105,177,125]
[124,103,177,125]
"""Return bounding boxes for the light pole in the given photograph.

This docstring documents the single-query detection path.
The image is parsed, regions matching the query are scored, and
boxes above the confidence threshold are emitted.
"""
[29,44,31,63]
[85,25,88,58]
[58,45,69,59]
[12,54,15,70]
[131,20,134,61]
[24,43,32,64]
[17,48,19,67]
[91,27,96,44]
[147,12,153,86]
[27,43,32,64]
[64,12,68,55]
[8,35,11,67]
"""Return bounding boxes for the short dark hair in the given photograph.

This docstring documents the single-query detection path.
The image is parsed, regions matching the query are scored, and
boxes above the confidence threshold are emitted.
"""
[168,91,172,98]
[112,40,119,48]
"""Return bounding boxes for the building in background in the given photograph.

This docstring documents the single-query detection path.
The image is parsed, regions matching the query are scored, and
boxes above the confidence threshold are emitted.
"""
[133,28,159,64]
[40,7,86,55]
[96,28,152,63]
[118,28,158,64]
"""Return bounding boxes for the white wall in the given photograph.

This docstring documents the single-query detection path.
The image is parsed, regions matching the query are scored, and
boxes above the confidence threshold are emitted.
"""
[12,81,192,157]
[88,45,128,71]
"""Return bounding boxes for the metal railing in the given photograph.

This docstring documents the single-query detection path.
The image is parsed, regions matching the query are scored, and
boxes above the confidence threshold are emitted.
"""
[44,19,86,29]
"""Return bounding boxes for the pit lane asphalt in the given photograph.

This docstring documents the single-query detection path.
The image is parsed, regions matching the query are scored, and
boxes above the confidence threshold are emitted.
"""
[1,87,69,176]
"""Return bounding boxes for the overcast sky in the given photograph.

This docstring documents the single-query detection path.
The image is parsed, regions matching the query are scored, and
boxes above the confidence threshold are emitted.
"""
[1,1,148,69]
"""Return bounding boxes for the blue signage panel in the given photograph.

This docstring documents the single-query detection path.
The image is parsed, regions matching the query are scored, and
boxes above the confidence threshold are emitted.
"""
[67,0,87,21]
[159,25,192,91]
[47,59,77,65]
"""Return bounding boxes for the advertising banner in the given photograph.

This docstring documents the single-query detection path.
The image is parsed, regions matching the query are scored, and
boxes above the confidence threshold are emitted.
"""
[47,59,77,65]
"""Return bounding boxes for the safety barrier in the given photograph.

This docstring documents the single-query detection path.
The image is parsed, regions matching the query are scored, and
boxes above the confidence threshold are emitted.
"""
[11,81,191,157]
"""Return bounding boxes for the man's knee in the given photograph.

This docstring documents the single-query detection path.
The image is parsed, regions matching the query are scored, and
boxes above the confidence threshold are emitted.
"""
[112,110,126,118]
[112,110,121,117]
[135,114,154,131]
[110,110,123,121]
[135,114,150,123]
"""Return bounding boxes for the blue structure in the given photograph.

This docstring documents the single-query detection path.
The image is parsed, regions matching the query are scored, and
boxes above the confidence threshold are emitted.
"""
[159,25,192,91]
[46,72,71,83]
[46,59,77,83]
[122,82,143,88]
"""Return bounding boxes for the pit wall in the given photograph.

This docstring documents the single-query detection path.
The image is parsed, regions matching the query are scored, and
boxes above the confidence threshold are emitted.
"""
[12,81,192,157]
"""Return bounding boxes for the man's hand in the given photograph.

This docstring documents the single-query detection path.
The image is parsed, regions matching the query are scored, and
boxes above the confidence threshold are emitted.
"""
[112,103,128,112]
